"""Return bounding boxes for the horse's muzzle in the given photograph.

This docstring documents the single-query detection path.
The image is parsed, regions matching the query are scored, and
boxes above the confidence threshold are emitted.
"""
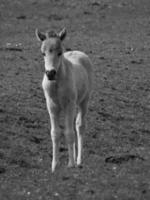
[46,70,56,81]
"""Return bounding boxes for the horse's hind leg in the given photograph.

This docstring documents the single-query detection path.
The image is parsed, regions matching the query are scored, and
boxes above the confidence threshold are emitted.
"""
[76,97,89,166]
[64,104,76,168]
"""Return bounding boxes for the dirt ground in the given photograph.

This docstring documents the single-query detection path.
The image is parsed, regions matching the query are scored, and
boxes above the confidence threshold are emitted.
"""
[1,0,150,199]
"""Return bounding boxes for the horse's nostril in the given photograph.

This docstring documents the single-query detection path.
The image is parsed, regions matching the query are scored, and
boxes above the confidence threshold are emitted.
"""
[46,70,56,80]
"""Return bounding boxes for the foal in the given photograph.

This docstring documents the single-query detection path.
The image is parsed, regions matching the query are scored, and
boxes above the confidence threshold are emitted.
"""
[35,28,92,172]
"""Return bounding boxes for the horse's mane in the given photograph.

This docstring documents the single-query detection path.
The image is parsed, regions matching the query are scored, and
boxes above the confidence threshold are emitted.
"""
[46,31,59,38]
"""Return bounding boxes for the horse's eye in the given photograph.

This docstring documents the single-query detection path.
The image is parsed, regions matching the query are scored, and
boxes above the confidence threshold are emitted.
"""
[42,52,45,56]
[58,52,62,56]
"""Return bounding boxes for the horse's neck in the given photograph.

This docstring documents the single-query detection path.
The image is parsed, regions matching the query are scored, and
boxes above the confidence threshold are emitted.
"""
[57,56,69,81]
[48,58,70,103]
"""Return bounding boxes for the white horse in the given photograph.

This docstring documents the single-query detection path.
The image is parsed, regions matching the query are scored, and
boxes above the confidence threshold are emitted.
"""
[35,28,93,172]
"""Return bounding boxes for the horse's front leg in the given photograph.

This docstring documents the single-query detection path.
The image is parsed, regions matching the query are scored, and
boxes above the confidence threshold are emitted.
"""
[50,112,61,172]
[64,103,76,168]
[46,100,61,172]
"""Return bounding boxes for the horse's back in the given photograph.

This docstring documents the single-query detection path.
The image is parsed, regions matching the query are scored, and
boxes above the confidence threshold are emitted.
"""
[64,51,93,103]
[64,50,92,86]
[64,51,91,69]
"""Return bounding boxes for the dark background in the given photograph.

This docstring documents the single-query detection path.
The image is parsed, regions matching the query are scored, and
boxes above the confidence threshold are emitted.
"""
[0,0,150,199]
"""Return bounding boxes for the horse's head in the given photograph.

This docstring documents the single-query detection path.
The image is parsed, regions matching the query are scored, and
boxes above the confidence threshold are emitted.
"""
[36,28,66,80]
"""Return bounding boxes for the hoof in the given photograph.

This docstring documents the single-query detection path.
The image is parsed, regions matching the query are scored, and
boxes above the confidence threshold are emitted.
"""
[51,166,56,173]
[77,159,82,166]
[51,161,59,173]
[77,164,83,169]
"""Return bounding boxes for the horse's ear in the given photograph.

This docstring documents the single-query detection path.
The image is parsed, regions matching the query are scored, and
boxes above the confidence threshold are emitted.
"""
[35,29,46,41]
[58,28,67,41]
